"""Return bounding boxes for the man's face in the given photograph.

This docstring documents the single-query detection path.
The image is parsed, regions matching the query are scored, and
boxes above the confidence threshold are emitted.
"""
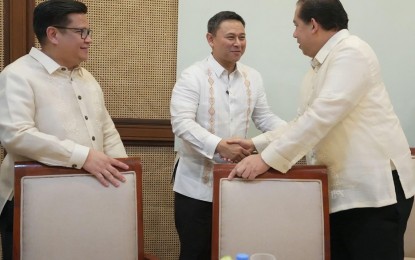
[293,5,315,58]
[55,13,92,69]
[207,20,246,71]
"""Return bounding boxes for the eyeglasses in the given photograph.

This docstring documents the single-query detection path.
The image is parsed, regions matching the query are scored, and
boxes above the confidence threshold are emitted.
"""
[53,26,92,39]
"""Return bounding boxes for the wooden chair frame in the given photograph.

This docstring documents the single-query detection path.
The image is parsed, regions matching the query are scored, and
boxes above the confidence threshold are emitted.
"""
[13,157,149,260]
[212,164,330,260]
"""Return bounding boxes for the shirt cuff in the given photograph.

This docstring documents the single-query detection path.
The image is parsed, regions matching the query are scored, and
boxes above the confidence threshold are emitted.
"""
[261,145,291,174]
[252,134,269,152]
[205,135,222,159]
[69,144,90,169]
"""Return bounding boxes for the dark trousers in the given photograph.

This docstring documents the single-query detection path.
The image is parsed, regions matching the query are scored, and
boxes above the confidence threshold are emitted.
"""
[174,192,212,260]
[0,199,14,260]
[330,171,414,260]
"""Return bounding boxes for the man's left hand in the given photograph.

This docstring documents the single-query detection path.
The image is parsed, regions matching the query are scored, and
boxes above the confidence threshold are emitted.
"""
[228,154,270,180]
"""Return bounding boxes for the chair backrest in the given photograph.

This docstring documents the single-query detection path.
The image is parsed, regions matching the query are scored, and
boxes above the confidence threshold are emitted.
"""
[404,153,415,259]
[13,157,145,260]
[212,164,330,260]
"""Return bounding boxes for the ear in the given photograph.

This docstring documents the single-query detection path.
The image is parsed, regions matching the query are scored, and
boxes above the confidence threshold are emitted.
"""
[46,26,60,45]
[206,32,214,48]
[310,18,319,33]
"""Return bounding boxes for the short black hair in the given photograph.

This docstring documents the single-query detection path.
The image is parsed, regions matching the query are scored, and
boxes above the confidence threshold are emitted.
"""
[297,0,348,30]
[33,0,87,44]
[207,11,245,35]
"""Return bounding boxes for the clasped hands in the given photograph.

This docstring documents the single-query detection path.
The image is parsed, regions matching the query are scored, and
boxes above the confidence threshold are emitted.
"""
[217,138,270,180]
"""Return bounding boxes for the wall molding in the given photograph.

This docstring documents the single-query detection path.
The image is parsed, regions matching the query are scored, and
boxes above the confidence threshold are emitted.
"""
[114,119,174,147]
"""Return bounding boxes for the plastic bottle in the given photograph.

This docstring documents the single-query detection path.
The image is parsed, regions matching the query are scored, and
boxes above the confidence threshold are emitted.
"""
[235,253,250,260]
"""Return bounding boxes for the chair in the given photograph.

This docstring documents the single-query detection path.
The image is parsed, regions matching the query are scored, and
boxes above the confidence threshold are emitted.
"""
[212,164,330,260]
[404,153,415,260]
[13,157,156,260]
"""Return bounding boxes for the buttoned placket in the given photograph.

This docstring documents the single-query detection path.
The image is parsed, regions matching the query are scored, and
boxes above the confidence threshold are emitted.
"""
[225,72,232,127]
[70,69,98,149]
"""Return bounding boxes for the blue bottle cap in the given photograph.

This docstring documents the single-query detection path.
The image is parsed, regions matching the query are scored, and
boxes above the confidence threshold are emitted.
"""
[236,253,250,260]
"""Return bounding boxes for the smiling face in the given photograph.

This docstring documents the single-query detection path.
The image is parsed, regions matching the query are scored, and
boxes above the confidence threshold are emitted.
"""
[52,13,92,69]
[207,19,246,72]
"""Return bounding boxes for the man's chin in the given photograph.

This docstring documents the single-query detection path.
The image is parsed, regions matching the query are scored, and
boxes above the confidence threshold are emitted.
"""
[80,55,89,63]
[232,55,242,62]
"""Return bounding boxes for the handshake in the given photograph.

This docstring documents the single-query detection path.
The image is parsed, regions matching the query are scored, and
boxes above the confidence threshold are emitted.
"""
[216,138,256,163]
[216,138,271,180]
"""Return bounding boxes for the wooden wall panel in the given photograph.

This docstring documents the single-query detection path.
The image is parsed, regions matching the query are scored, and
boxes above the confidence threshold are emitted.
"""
[0,0,3,70]
[126,146,179,259]
[80,0,178,120]
[3,1,179,259]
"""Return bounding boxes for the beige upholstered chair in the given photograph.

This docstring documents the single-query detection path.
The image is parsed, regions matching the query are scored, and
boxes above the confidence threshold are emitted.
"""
[405,153,415,260]
[212,164,330,260]
[13,157,156,260]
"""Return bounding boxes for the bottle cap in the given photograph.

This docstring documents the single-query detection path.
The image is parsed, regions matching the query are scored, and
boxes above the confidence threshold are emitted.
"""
[236,253,250,260]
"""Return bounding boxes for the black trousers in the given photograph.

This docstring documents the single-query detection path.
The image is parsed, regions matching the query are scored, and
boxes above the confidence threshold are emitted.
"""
[330,171,414,260]
[174,192,212,260]
[0,199,14,260]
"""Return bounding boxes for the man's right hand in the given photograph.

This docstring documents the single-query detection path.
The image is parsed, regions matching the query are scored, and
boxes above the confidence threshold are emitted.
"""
[216,139,251,163]
[226,138,256,153]
[82,149,129,187]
